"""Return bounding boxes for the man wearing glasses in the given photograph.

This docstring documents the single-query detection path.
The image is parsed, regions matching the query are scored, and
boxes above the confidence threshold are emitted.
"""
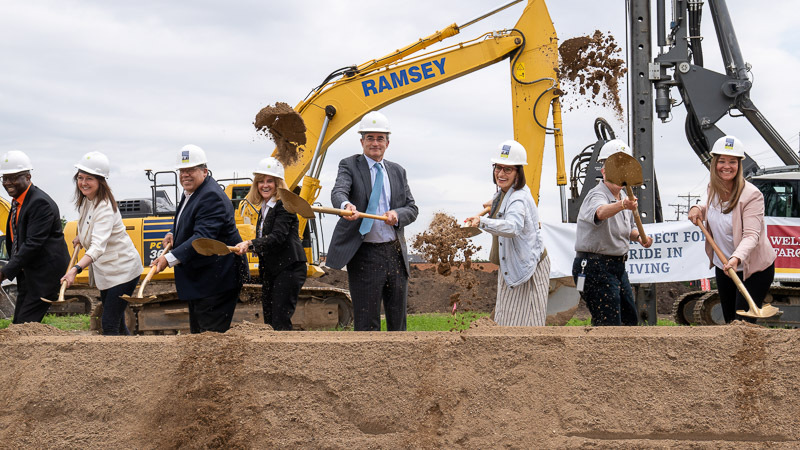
[326,111,418,331]
[151,144,244,333]
[0,150,69,323]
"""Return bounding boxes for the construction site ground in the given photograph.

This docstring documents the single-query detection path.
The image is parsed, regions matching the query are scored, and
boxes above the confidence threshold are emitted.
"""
[2,320,799,448]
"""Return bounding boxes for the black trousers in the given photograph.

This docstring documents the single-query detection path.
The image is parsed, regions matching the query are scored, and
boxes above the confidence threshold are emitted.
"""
[12,271,58,324]
[346,241,408,331]
[99,276,139,336]
[261,261,306,331]
[572,255,637,326]
[187,287,239,333]
[715,263,775,324]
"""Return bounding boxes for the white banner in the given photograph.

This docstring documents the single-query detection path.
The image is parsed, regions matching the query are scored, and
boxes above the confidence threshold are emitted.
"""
[543,218,800,283]
[542,221,715,283]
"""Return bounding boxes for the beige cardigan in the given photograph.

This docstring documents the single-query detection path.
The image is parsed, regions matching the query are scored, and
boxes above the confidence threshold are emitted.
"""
[694,181,777,280]
[77,199,142,290]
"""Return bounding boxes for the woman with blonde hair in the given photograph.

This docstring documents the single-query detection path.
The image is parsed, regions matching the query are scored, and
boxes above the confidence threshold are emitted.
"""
[234,157,306,330]
[61,152,142,335]
[688,136,777,323]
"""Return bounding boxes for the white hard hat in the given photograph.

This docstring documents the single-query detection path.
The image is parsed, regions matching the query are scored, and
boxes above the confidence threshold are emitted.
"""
[0,150,33,175]
[253,157,284,179]
[598,139,631,161]
[75,151,110,178]
[358,111,391,134]
[490,140,528,166]
[710,135,745,158]
[175,144,208,169]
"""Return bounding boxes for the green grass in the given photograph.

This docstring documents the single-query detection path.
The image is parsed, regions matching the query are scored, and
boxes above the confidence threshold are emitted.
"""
[380,312,490,331]
[0,314,90,331]
[563,317,678,326]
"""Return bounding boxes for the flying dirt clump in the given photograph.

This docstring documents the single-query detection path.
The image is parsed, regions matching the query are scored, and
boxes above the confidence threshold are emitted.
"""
[254,102,306,166]
[411,213,481,277]
[558,30,627,120]
[411,213,484,314]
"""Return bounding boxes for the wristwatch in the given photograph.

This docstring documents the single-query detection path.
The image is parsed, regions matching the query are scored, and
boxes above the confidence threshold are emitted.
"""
[73,264,83,274]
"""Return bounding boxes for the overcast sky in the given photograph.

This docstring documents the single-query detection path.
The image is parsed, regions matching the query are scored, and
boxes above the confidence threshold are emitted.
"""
[1,0,798,257]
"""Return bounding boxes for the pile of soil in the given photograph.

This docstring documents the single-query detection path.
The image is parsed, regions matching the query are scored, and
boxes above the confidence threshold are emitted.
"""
[558,30,627,120]
[253,102,306,166]
[2,324,799,447]
[0,322,68,337]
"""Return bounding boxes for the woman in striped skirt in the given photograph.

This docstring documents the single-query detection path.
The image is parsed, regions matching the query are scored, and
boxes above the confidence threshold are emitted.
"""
[464,140,550,326]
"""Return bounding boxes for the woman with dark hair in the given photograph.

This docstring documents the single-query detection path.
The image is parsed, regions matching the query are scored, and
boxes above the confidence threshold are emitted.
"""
[688,135,777,323]
[464,140,550,326]
[233,157,306,330]
[61,151,142,335]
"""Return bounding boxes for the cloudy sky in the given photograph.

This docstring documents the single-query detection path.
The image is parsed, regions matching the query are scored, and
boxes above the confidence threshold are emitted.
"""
[1,0,798,257]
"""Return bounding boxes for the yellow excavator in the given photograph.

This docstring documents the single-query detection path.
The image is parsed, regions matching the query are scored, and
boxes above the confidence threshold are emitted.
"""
[56,0,569,333]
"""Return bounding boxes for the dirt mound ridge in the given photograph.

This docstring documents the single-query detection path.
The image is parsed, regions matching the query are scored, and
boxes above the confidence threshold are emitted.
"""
[0,322,69,337]
[1,326,799,447]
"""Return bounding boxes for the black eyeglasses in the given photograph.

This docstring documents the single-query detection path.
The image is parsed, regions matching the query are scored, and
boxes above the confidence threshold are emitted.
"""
[493,164,516,175]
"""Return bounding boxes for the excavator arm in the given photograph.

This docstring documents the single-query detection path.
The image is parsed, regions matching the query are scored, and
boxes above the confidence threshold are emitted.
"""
[277,0,565,216]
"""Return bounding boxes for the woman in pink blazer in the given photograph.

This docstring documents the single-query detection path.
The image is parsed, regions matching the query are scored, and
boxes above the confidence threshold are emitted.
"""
[688,136,777,323]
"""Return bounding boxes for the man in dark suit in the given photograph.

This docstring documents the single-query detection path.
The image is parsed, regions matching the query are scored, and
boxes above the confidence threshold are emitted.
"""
[0,150,70,323]
[326,112,418,331]
[152,144,243,333]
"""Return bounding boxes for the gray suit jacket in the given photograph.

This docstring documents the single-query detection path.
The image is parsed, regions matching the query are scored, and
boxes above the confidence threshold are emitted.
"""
[326,153,418,273]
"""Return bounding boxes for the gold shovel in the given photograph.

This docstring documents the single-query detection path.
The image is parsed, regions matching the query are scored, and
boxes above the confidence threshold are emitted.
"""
[121,242,172,304]
[457,206,492,238]
[279,188,389,221]
[192,238,237,256]
[695,221,780,319]
[603,151,650,245]
[41,243,82,304]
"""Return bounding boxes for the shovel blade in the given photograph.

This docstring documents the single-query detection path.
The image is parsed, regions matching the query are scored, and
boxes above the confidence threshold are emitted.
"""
[278,188,315,219]
[603,151,644,187]
[41,297,78,304]
[121,294,159,304]
[736,304,781,319]
[192,238,233,256]
[457,226,482,238]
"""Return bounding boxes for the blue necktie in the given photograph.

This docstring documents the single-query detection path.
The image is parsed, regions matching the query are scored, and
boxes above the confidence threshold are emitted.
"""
[359,163,384,235]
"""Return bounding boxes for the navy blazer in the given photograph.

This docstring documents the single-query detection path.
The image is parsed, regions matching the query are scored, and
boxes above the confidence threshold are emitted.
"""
[252,200,306,277]
[326,153,417,273]
[1,185,69,297]
[170,175,243,300]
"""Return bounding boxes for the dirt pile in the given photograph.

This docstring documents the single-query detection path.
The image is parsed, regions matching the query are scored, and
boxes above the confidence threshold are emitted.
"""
[558,30,627,120]
[2,325,800,448]
[253,102,306,166]
[0,322,68,337]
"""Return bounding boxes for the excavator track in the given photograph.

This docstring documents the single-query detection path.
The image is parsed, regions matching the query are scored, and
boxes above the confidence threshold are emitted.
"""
[671,291,706,325]
[122,283,353,335]
[692,291,723,325]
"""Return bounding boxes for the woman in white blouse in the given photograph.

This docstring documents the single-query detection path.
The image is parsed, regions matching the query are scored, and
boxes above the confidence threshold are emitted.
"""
[61,152,142,335]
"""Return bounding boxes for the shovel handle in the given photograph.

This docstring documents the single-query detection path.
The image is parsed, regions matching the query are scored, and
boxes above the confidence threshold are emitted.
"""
[137,242,172,298]
[58,280,67,302]
[311,206,388,221]
[624,186,649,245]
[64,243,82,274]
[695,221,760,312]
[478,206,491,216]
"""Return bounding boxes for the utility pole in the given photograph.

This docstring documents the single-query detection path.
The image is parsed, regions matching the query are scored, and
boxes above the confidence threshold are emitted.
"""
[668,203,688,221]
[677,193,702,216]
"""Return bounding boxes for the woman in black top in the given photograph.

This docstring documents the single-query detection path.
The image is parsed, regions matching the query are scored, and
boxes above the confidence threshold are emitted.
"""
[234,157,306,330]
